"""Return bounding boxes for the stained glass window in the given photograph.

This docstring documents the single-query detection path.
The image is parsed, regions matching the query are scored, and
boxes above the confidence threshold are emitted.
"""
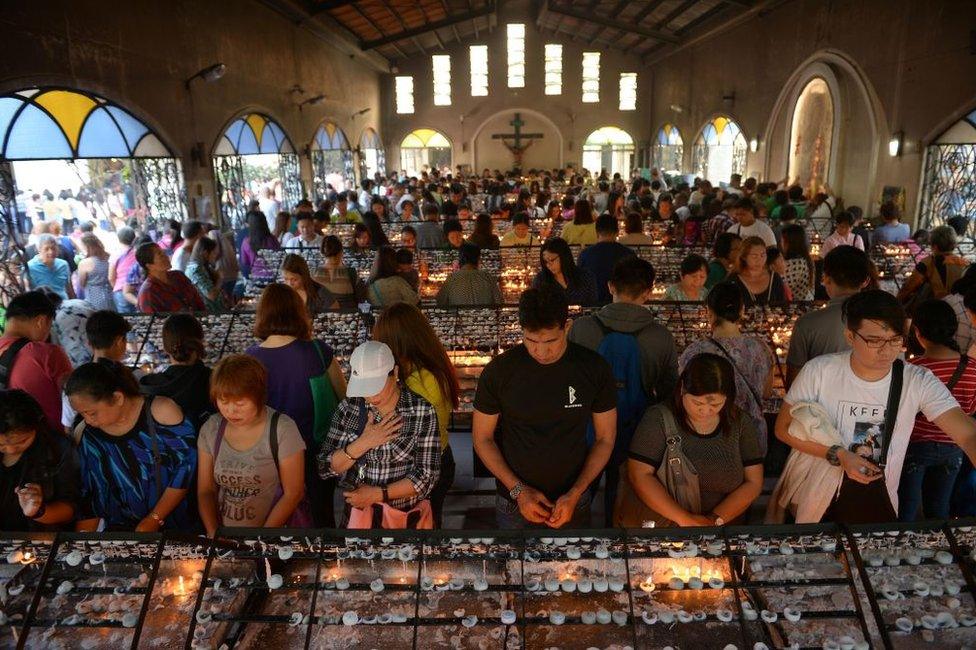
[619,73,637,111]
[360,128,385,178]
[0,87,172,159]
[470,46,488,97]
[920,109,976,234]
[544,44,562,96]
[311,121,353,200]
[582,127,634,177]
[213,113,295,156]
[400,129,451,178]
[692,116,747,184]
[432,55,451,106]
[395,76,414,114]
[582,53,600,103]
[507,24,526,88]
[653,123,684,173]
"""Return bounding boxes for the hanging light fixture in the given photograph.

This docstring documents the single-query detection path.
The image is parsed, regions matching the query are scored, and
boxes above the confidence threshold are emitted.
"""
[298,94,326,110]
[185,63,226,89]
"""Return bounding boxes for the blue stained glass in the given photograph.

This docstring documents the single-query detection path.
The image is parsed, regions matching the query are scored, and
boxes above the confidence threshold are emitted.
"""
[315,128,329,150]
[259,123,277,154]
[657,128,668,145]
[268,122,289,153]
[105,105,149,152]
[0,97,26,150]
[4,103,72,159]
[78,107,130,157]
[966,110,976,129]
[702,124,717,145]
[236,121,260,155]
[225,119,247,152]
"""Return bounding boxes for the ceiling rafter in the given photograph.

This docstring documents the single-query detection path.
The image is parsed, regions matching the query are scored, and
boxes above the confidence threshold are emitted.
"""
[587,0,630,45]
[308,0,357,15]
[545,3,680,44]
[360,2,495,50]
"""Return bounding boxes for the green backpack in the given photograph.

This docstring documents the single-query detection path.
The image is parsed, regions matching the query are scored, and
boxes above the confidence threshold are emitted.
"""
[309,340,339,445]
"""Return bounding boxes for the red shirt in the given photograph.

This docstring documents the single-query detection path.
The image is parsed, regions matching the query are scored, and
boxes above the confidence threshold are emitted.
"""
[910,356,976,444]
[137,270,206,314]
[0,335,73,430]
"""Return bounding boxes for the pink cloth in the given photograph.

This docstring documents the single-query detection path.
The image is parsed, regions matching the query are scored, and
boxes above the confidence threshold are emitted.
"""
[347,500,434,529]
[0,335,73,430]
[111,247,137,292]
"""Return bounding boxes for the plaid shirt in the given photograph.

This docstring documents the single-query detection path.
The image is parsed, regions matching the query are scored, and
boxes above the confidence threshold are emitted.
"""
[318,388,440,509]
[137,271,206,314]
[703,211,735,246]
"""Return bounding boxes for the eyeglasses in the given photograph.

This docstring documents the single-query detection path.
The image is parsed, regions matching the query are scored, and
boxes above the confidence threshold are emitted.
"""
[853,330,905,349]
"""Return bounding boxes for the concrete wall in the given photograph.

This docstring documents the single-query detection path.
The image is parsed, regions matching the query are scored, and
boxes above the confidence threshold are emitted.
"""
[644,0,976,222]
[380,0,652,175]
[0,0,385,220]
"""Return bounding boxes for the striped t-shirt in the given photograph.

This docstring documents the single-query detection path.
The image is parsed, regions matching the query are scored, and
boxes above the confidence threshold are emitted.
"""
[910,356,976,444]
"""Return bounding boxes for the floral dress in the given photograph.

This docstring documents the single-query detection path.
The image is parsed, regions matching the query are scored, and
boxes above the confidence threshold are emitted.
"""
[784,258,814,301]
[83,257,114,311]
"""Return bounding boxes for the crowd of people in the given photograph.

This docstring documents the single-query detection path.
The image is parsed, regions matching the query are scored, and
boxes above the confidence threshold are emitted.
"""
[4,165,976,534]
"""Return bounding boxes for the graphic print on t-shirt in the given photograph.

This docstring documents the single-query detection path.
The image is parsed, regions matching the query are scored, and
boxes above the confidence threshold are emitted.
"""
[216,457,265,523]
[837,399,885,464]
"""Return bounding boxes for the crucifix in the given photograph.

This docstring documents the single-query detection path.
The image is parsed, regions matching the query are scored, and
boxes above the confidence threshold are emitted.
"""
[491,113,544,169]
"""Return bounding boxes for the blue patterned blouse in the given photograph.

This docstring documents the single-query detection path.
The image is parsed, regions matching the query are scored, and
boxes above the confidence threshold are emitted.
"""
[77,399,197,530]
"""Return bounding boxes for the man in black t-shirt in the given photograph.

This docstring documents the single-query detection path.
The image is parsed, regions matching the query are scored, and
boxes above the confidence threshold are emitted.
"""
[473,287,617,529]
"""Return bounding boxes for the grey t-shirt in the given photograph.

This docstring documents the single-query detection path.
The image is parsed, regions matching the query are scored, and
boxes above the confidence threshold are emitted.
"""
[199,409,305,527]
[786,297,850,369]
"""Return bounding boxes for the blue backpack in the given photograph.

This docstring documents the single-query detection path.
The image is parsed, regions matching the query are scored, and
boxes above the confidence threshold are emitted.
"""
[587,320,649,465]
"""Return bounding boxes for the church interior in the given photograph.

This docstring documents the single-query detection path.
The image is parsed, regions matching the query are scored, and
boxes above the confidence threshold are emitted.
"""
[2,1,976,648]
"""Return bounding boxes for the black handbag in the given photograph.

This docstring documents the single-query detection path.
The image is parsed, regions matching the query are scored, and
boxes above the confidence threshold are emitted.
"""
[824,360,903,523]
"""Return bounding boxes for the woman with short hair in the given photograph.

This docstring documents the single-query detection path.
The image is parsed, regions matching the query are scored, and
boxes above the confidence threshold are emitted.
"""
[316,235,361,309]
[197,354,306,536]
[727,236,789,307]
[139,314,214,431]
[663,254,709,301]
[618,353,764,527]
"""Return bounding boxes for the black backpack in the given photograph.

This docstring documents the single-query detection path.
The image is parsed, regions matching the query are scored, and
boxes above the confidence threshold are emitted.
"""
[0,338,30,389]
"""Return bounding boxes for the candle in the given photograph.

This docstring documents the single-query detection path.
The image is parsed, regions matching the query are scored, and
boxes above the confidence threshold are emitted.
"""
[176,576,186,597]
[638,578,655,593]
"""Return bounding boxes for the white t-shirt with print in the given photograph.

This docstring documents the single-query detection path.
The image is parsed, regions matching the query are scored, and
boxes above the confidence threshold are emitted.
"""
[727,220,777,247]
[786,351,959,510]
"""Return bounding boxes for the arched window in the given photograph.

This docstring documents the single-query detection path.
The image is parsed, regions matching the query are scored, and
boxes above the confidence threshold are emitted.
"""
[212,112,301,229]
[311,121,352,202]
[0,86,186,230]
[359,128,386,180]
[653,123,683,173]
[788,78,834,197]
[692,116,747,184]
[400,129,451,178]
[582,127,635,178]
[920,109,976,234]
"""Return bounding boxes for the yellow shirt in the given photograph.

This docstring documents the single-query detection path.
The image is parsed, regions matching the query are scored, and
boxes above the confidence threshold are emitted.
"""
[406,367,450,450]
[560,222,597,246]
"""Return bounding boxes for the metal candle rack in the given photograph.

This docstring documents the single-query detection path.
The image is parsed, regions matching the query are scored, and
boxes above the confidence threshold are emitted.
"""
[5,522,976,648]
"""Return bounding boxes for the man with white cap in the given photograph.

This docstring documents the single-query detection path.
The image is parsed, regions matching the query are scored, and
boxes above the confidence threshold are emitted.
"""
[318,341,440,525]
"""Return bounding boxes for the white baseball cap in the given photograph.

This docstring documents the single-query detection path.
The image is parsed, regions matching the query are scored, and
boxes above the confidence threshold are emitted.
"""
[346,340,396,398]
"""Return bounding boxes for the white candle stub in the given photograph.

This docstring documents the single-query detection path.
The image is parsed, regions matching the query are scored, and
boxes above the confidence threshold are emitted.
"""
[582,611,598,625]
[565,547,581,560]
[122,612,139,628]
[659,611,675,624]
[560,579,576,593]
[708,577,725,590]
[500,610,517,625]
[687,577,703,590]
[65,550,84,567]
[611,610,628,626]
[461,615,478,628]
[668,577,685,590]
[549,611,566,625]
[596,609,612,624]
[716,608,733,622]
[608,578,625,593]
[577,578,593,593]
[593,578,609,593]
[544,578,559,592]
[56,580,74,595]
[335,578,350,591]
[89,552,106,566]
[784,607,802,622]
[8,584,25,596]
[473,578,489,592]
[267,574,284,590]
[641,611,658,625]
[288,612,303,627]
[342,611,359,626]
[594,546,609,559]
[278,547,294,561]
[195,611,212,624]
[935,550,954,565]
[760,610,778,623]
[677,611,693,624]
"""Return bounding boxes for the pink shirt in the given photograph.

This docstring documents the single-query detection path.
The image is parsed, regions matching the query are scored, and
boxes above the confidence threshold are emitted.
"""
[111,247,137,292]
[0,335,73,430]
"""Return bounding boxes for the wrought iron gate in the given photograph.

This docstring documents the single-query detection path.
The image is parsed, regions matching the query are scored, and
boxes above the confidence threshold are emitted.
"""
[213,154,246,230]
[0,160,27,303]
[279,153,303,212]
[919,143,976,231]
[132,158,188,227]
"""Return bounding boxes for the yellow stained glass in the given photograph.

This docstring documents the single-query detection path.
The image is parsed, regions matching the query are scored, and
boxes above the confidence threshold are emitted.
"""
[402,129,449,148]
[246,113,267,148]
[713,116,729,136]
[324,122,336,137]
[34,90,97,151]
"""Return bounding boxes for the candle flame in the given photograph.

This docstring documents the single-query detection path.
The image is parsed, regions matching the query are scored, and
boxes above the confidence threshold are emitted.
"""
[176,575,186,596]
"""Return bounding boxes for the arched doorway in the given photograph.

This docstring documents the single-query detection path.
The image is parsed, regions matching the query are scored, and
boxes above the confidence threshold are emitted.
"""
[692,116,747,184]
[653,123,683,173]
[399,129,451,178]
[359,128,385,181]
[310,120,353,202]
[920,108,976,234]
[582,127,635,178]
[788,78,835,197]
[0,86,186,231]
[212,112,302,229]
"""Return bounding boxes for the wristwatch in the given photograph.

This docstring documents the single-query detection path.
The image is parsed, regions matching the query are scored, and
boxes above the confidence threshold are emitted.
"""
[509,481,524,501]
[825,445,843,467]
[708,512,725,526]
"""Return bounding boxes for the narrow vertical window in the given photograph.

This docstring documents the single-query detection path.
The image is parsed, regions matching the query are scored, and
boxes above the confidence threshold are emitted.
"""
[581,52,600,103]
[395,76,414,114]
[432,55,451,106]
[507,23,526,88]
[619,73,637,111]
[470,45,488,97]
[544,44,562,95]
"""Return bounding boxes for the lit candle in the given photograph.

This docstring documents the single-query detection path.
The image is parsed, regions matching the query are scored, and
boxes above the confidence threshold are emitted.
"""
[638,578,655,593]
